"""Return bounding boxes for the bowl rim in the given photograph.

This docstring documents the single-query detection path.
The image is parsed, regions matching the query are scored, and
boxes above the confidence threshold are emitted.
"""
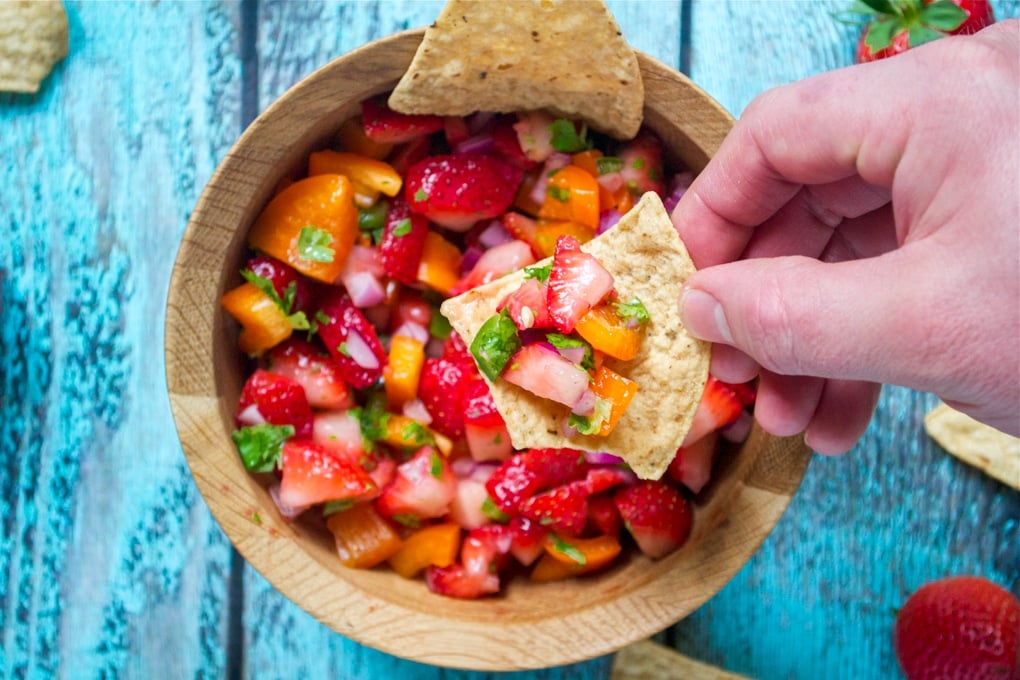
[165,28,812,671]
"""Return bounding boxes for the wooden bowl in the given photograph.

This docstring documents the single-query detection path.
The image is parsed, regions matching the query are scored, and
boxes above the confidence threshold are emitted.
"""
[165,29,812,671]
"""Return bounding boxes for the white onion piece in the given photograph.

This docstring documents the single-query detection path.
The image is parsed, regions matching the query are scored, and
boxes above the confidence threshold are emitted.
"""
[402,398,433,425]
[236,404,265,427]
[345,329,379,369]
[342,270,386,308]
[451,457,478,478]
[392,321,430,345]
[269,484,307,520]
[453,133,495,155]
[342,244,384,277]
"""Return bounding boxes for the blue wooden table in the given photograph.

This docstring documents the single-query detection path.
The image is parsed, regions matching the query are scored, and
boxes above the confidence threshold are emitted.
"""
[2,1,1018,678]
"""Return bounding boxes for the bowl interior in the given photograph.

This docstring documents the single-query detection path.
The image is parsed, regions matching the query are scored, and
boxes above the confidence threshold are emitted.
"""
[165,29,811,671]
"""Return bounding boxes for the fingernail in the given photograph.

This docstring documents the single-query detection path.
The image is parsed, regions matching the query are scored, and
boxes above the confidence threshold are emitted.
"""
[680,287,734,344]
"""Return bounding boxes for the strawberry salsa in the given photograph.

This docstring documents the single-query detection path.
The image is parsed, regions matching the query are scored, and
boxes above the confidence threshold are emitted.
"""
[222,97,757,598]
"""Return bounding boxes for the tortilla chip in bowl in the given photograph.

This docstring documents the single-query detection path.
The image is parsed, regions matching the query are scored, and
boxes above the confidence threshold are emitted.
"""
[165,24,811,672]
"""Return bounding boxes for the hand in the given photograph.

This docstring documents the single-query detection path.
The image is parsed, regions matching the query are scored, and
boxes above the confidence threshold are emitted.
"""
[672,20,1019,454]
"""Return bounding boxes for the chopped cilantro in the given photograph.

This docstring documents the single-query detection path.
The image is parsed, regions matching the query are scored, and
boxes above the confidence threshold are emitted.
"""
[315,310,331,325]
[358,201,389,232]
[631,157,645,170]
[392,513,422,529]
[429,451,444,478]
[297,225,336,263]
[470,312,521,381]
[547,185,571,203]
[596,156,624,175]
[250,511,262,525]
[552,535,587,565]
[336,341,350,357]
[549,118,591,153]
[352,396,390,446]
[523,263,551,283]
[392,218,412,237]
[546,332,595,372]
[403,421,435,446]
[568,397,612,436]
[231,423,294,472]
[612,297,650,325]
[240,270,310,330]
[414,188,429,202]
[429,310,452,340]
[323,499,354,516]
[481,497,510,523]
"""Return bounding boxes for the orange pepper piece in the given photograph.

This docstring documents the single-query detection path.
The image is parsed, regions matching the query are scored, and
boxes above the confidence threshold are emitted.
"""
[571,149,617,212]
[220,282,293,355]
[416,231,462,295]
[530,534,622,582]
[247,174,358,284]
[590,366,639,436]
[308,150,402,197]
[387,523,462,578]
[335,117,393,159]
[538,165,600,230]
[532,220,595,258]
[383,335,426,407]
[326,502,404,569]
[574,305,644,361]
[380,413,449,454]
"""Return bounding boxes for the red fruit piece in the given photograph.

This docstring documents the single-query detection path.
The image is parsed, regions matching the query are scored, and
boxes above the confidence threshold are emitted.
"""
[441,331,477,371]
[405,153,524,231]
[509,515,547,566]
[499,277,553,331]
[614,480,693,559]
[461,377,512,462]
[425,524,513,599]
[683,375,744,447]
[587,493,622,537]
[585,466,636,495]
[546,236,614,334]
[491,115,538,169]
[895,576,1020,680]
[667,431,719,495]
[378,198,429,284]
[418,358,469,438]
[316,291,388,389]
[278,440,377,509]
[236,369,314,438]
[375,446,456,524]
[267,337,353,410]
[361,97,443,144]
[501,343,591,408]
[451,239,536,295]
[518,480,590,537]
[485,447,589,514]
[619,132,665,197]
[855,0,996,63]
[245,254,314,313]
[387,135,433,177]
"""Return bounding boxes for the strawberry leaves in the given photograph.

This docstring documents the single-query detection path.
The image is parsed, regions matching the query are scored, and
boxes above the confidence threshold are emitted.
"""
[842,0,972,59]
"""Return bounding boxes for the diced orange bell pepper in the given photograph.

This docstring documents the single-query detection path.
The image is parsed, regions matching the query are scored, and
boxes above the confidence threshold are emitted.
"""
[570,149,603,177]
[574,304,644,361]
[247,174,359,284]
[383,335,426,406]
[326,502,404,568]
[336,117,393,159]
[530,534,622,582]
[538,165,600,230]
[590,366,639,436]
[416,231,462,295]
[387,522,461,578]
[532,220,595,258]
[307,150,402,197]
[380,414,438,450]
[613,185,635,214]
[220,282,293,355]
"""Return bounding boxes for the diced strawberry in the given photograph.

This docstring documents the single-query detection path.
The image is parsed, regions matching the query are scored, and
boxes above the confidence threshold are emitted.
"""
[491,115,538,169]
[619,132,665,197]
[508,515,547,566]
[441,331,476,371]
[587,493,622,536]
[512,110,557,162]
[418,358,468,438]
[443,116,471,146]
[667,431,719,494]
[461,377,512,462]
[236,369,314,438]
[378,198,429,284]
[361,97,443,144]
[724,379,758,407]
[278,440,377,509]
[387,134,432,177]
[267,337,354,410]
[546,236,614,334]
[501,343,591,409]
[614,480,693,559]
[405,153,524,231]
[316,291,388,389]
[585,466,637,495]
[449,477,491,530]
[518,480,590,536]
[486,448,589,514]
[245,254,315,313]
[682,376,744,446]
[375,446,456,524]
[311,410,364,461]
[501,211,540,253]
[451,239,536,295]
[498,277,553,331]
[425,525,512,599]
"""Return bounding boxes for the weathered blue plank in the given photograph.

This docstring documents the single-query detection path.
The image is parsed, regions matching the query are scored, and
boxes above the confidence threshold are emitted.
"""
[0,1,245,677]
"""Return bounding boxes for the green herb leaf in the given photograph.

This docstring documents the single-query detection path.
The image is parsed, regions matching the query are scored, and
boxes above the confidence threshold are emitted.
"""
[429,310,452,340]
[549,119,591,153]
[523,263,551,283]
[552,535,587,565]
[392,218,412,237]
[315,310,331,325]
[240,270,308,330]
[358,201,389,232]
[392,513,422,529]
[353,395,390,445]
[429,451,444,478]
[596,156,624,175]
[414,188,429,202]
[612,297,650,325]
[403,421,435,446]
[920,0,967,30]
[547,185,572,203]
[250,511,262,525]
[323,499,355,516]
[546,332,595,372]
[568,397,611,436]
[481,496,510,523]
[231,424,294,472]
[470,312,521,381]
[297,225,336,263]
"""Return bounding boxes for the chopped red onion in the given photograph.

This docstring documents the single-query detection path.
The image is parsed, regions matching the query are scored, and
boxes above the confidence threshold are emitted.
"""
[236,404,265,427]
[460,244,483,275]
[343,244,384,277]
[663,172,694,213]
[345,329,380,370]
[402,398,432,425]
[597,209,623,235]
[477,220,513,248]
[556,344,587,366]
[269,484,307,520]
[584,451,626,466]
[392,320,430,345]
[572,388,597,416]
[453,132,495,155]
[467,111,496,134]
[451,457,478,478]
[342,270,386,308]
[720,410,753,443]
[597,171,624,193]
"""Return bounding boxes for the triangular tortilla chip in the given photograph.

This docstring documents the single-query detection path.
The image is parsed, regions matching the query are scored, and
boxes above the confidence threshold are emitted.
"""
[388,0,644,140]
[440,192,710,480]
[925,403,1020,490]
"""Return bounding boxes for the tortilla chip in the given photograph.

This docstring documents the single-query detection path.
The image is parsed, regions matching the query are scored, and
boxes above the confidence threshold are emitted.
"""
[388,0,644,140]
[440,192,710,480]
[0,0,69,94]
[924,403,1020,490]
[612,639,750,680]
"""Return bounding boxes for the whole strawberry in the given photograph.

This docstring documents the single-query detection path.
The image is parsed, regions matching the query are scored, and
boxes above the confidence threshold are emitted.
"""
[894,576,1020,680]
[852,0,996,63]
